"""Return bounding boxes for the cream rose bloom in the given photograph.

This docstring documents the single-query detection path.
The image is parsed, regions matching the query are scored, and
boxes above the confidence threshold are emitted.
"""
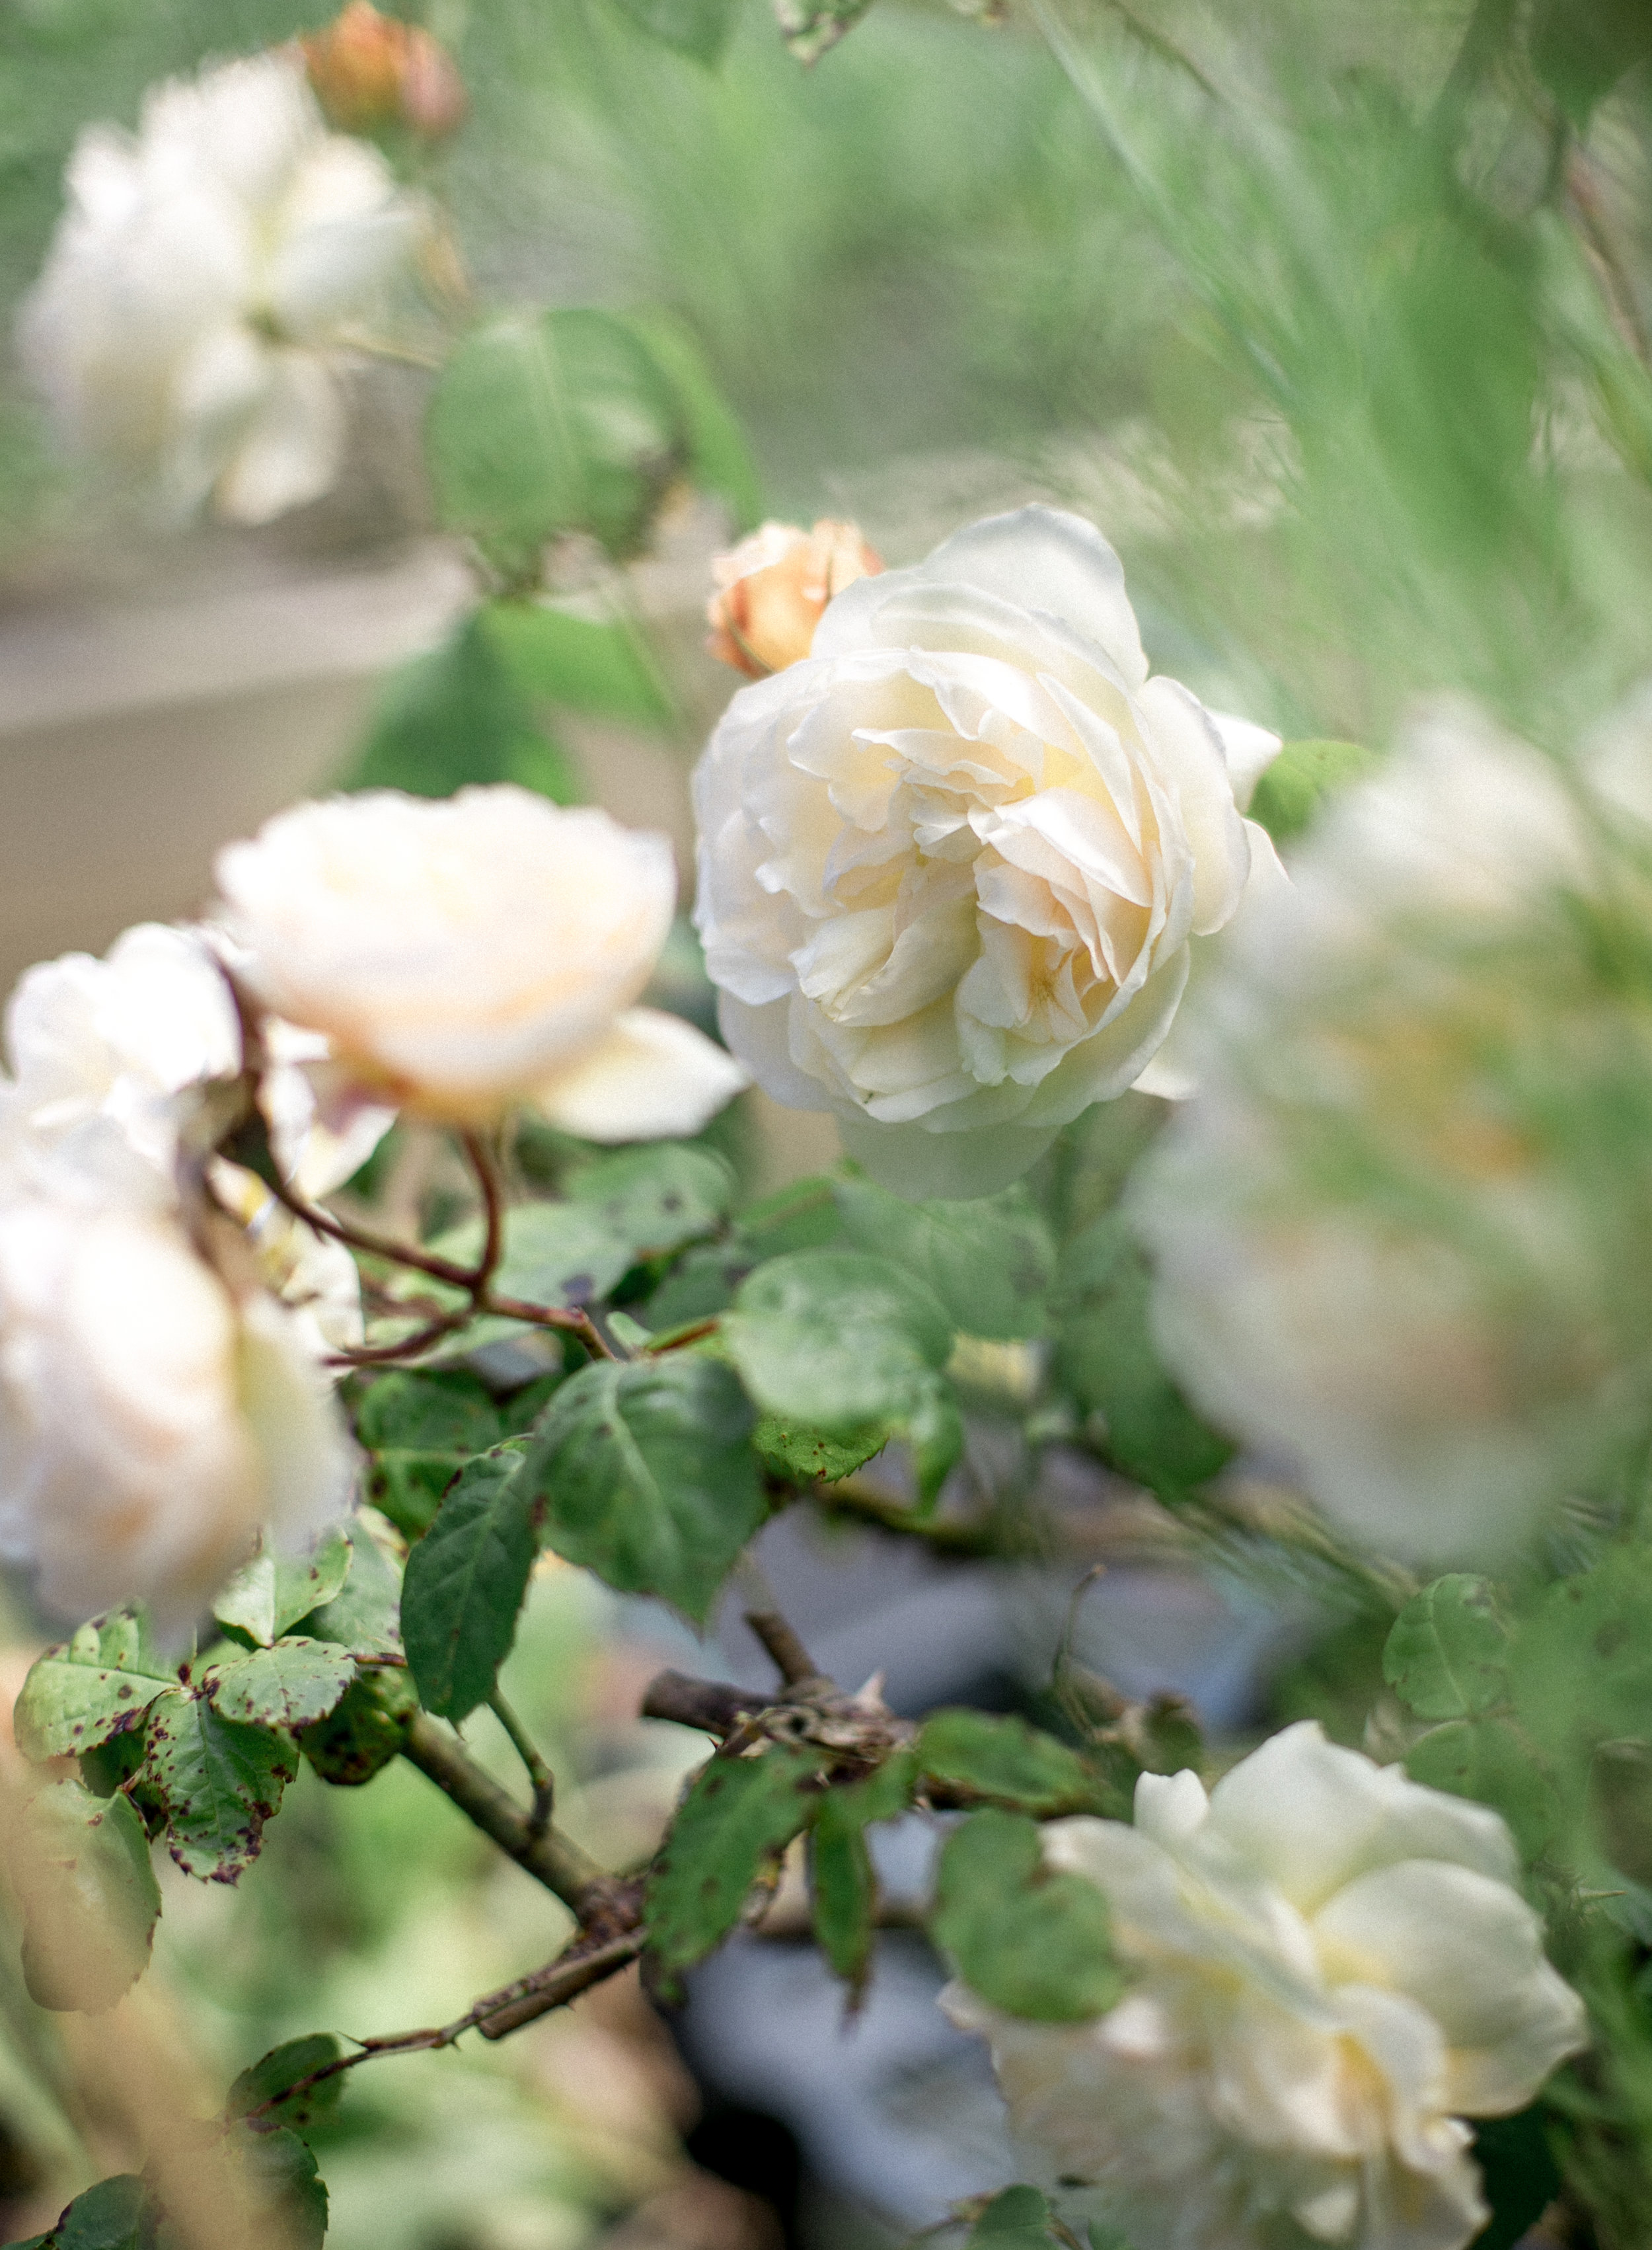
[1131,705,1652,1563]
[944,1723,1586,2250]
[0,1195,355,1634]
[693,506,1281,1198]
[18,52,424,524]
[213,787,747,1132]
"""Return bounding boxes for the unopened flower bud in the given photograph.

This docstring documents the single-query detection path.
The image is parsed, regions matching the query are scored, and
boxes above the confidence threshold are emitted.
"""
[706,518,882,678]
[301,1,467,139]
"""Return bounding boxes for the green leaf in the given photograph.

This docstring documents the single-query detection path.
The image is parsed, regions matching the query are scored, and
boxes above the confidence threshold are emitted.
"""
[14,1782,161,2013]
[724,1249,952,1432]
[967,2187,1061,2247]
[213,1528,352,1649]
[13,1612,175,1762]
[615,309,763,529]
[401,1445,541,1721]
[355,1369,507,1540]
[645,1743,823,1977]
[298,1663,420,1787]
[294,1514,403,1655]
[1054,1212,1232,1498]
[916,1710,1103,1816]
[930,1808,1121,2023]
[1246,739,1378,846]
[1382,1575,1510,1720]
[202,1641,357,1733]
[807,1752,917,1988]
[445,1199,634,1313]
[482,599,673,728]
[1470,2105,1563,2250]
[567,1143,737,1261]
[610,0,743,65]
[345,610,580,804]
[753,1416,889,1485]
[226,2034,348,2141]
[233,2123,328,2250]
[427,308,687,578]
[834,1179,1055,1341]
[32,2175,149,2250]
[143,1695,298,1882]
[1529,0,1652,126]
[536,1356,763,1622]
[1406,1718,1553,1861]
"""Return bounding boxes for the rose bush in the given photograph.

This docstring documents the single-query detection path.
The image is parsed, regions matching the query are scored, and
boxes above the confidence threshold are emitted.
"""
[213,785,747,1132]
[693,504,1281,1198]
[1133,704,1652,1563]
[944,1722,1587,2250]
[18,51,426,523]
[0,1195,354,1632]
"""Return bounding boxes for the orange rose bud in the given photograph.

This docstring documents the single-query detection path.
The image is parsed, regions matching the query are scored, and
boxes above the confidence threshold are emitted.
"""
[706,518,882,678]
[301,2,467,140]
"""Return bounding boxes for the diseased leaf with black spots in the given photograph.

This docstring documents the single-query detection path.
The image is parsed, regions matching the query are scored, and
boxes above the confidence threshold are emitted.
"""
[213,1529,352,1648]
[645,1743,823,1979]
[226,2034,348,2142]
[12,1611,175,1761]
[565,1143,735,1260]
[143,1695,298,1882]
[298,1665,420,1787]
[202,1640,357,1733]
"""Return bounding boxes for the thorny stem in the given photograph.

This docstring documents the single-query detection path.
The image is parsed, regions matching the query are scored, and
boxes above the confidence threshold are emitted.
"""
[487,1688,555,1835]
[237,1931,645,2126]
[743,1608,822,1688]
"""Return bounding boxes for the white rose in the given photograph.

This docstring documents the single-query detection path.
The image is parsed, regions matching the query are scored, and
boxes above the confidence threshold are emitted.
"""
[0,1196,355,1634]
[1,921,387,1210]
[692,505,1281,1199]
[213,787,747,1132]
[17,52,425,524]
[944,1721,1586,2250]
[1132,706,1639,1563]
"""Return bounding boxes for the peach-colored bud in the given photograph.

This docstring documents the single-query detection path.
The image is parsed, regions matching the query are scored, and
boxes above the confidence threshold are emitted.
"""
[301,1,467,139]
[706,518,882,678]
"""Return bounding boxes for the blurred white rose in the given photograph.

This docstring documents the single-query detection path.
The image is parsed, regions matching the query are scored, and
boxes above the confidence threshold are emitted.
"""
[693,505,1281,1198]
[213,786,747,1132]
[0,1196,355,1633]
[944,1721,1585,2250]
[1132,705,1652,1562]
[0,921,389,1208]
[18,52,425,524]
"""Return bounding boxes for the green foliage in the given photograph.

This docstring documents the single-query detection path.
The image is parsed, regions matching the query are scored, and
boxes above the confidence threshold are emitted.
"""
[235,2124,328,2250]
[930,1809,1121,2023]
[609,0,743,68]
[345,611,580,805]
[213,1530,353,1649]
[915,1710,1104,1816]
[12,1611,174,1761]
[143,1695,299,1882]
[202,1640,358,1734]
[644,1742,823,1978]
[534,1355,763,1621]
[966,2186,1064,2247]
[426,308,687,579]
[297,1664,421,1787]
[1382,1576,1511,1721]
[614,309,764,529]
[833,1179,1055,1340]
[1514,1545,1652,1762]
[19,2175,149,2250]
[354,1370,511,1540]
[401,1445,542,1721]
[751,1415,889,1485]
[1406,1719,1554,1862]
[724,1249,952,1426]
[565,1143,737,1260]
[1528,0,1652,126]
[483,600,673,730]
[227,2035,349,2140]
[295,1516,404,1656]
[640,1175,846,1331]
[1246,740,1380,846]
[1054,1212,1232,1498]
[13,1782,161,2013]
[806,1752,917,1988]
[1471,2106,1563,2250]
